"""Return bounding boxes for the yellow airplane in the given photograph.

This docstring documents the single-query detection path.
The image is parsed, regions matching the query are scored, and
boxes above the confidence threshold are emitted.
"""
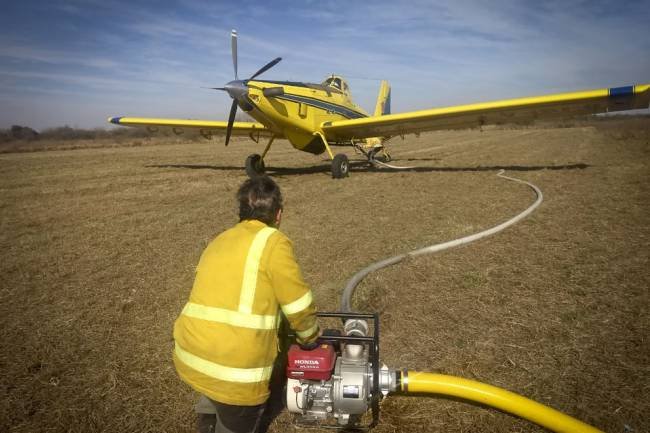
[108,30,650,178]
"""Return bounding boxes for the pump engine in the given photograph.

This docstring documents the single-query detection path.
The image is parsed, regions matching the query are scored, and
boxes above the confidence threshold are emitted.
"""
[285,312,395,429]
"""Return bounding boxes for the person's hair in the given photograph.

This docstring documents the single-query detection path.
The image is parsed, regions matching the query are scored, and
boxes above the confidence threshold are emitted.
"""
[237,176,283,225]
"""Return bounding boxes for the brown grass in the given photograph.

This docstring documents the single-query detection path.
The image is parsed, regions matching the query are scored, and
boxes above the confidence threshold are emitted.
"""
[1,117,648,432]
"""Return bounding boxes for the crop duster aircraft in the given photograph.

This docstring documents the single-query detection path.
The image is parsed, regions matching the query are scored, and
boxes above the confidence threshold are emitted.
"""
[109,30,650,178]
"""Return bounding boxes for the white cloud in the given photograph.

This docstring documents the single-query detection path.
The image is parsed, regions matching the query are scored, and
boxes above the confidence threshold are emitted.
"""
[0,43,120,69]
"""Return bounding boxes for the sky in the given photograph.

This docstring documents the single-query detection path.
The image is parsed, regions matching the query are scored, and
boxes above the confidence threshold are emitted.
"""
[1,0,649,131]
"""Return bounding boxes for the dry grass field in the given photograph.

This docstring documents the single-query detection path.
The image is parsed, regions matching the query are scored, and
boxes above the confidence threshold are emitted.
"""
[1,117,648,433]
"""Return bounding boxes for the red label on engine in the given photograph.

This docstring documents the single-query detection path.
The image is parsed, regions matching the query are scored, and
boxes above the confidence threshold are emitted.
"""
[286,343,336,381]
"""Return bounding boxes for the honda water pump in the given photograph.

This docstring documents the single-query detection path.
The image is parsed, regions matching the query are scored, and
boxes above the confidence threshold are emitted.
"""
[285,312,395,429]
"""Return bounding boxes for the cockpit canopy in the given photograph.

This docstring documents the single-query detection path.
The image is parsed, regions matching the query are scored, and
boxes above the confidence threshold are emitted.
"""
[322,75,350,95]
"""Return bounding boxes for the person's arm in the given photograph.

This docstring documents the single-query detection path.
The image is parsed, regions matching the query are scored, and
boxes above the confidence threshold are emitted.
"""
[269,235,320,345]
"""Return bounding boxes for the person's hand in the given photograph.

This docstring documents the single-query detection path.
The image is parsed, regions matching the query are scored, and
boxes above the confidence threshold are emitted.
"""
[298,340,318,350]
[298,329,322,350]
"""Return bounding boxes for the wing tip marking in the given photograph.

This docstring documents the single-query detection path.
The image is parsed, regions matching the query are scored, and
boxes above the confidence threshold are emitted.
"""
[609,85,634,97]
[108,116,123,125]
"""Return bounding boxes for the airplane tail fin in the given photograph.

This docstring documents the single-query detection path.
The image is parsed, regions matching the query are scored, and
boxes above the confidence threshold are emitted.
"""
[364,80,391,153]
[373,80,391,116]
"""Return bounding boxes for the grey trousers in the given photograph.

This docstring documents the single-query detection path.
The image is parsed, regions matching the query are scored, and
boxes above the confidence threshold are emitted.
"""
[195,395,266,433]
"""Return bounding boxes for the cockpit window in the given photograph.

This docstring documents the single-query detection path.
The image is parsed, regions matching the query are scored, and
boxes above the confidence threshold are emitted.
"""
[322,76,349,94]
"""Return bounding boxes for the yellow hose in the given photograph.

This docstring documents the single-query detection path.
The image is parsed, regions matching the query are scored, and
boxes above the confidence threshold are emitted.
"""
[402,371,604,433]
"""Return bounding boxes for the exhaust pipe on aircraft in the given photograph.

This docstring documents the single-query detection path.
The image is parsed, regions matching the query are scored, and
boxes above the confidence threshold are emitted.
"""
[263,87,285,97]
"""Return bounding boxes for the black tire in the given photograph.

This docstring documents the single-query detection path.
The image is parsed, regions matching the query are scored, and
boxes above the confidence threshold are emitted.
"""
[245,154,265,178]
[331,154,349,179]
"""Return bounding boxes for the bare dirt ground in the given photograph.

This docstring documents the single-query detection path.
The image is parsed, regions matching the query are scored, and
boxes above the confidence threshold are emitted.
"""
[1,118,648,433]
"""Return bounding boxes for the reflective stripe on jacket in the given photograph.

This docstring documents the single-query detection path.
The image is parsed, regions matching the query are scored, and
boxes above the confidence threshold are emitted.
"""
[173,220,319,405]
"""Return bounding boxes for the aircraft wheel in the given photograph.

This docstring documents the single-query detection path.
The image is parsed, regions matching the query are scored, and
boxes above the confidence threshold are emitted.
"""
[331,154,349,179]
[245,154,265,177]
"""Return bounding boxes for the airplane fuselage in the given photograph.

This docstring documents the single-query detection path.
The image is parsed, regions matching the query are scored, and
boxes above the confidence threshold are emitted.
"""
[240,79,370,154]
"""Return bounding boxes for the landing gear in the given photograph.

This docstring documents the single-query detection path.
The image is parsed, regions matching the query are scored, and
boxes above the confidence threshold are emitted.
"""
[244,136,275,178]
[313,131,350,179]
[332,154,349,179]
[368,147,392,164]
[245,153,265,177]
[351,141,392,168]
[377,148,392,163]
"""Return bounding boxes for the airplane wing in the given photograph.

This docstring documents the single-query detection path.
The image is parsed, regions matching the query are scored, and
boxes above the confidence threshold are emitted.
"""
[107,117,276,139]
[321,84,650,141]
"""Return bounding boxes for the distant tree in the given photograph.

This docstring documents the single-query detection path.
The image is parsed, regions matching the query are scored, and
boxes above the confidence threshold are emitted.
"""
[10,125,39,140]
[42,126,95,140]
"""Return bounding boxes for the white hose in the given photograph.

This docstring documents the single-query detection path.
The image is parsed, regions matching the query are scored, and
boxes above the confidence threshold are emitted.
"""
[370,158,417,170]
[340,170,543,312]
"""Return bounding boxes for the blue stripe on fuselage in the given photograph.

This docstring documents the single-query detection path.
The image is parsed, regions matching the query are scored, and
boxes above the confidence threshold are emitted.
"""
[609,86,634,97]
[274,94,367,119]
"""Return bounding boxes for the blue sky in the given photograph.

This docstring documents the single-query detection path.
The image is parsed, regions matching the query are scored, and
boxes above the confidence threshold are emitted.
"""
[1,0,649,130]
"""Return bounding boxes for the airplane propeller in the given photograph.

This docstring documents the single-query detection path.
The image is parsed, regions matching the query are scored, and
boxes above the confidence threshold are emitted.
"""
[210,30,282,146]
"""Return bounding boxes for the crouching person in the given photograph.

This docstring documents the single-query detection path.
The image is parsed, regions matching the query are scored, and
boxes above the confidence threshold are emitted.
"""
[173,176,320,433]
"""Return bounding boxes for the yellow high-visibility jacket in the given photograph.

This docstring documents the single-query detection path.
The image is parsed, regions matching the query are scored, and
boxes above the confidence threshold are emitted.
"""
[173,219,319,406]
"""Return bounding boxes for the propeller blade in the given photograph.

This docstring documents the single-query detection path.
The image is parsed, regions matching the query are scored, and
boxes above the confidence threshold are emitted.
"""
[231,29,238,80]
[249,57,282,81]
[224,99,238,147]
[203,87,226,91]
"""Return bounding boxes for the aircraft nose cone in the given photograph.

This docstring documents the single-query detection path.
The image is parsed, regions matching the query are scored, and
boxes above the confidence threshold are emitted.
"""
[224,80,248,100]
